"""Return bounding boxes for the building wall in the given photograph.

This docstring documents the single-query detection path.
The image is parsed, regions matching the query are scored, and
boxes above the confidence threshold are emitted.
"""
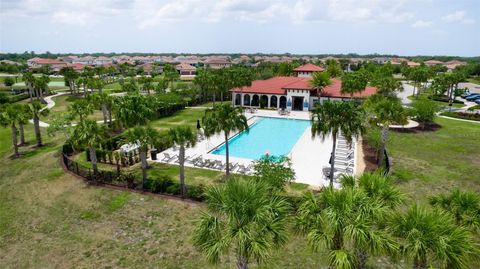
[286,89,310,111]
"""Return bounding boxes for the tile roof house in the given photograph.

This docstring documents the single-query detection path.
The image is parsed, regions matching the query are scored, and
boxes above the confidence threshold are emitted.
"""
[204,58,232,69]
[230,63,376,111]
[176,63,196,80]
[27,57,67,71]
[294,63,325,77]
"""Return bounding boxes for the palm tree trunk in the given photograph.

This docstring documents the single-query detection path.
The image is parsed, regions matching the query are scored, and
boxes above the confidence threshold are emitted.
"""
[140,150,147,189]
[27,84,33,102]
[179,145,186,198]
[19,123,25,145]
[108,109,113,125]
[236,256,248,269]
[11,123,19,157]
[412,83,416,98]
[38,86,44,102]
[225,132,230,176]
[101,104,108,125]
[355,248,368,269]
[378,125,389,167]
[329,133,337,187]
[34,116,42,147]
[88,145,98,183]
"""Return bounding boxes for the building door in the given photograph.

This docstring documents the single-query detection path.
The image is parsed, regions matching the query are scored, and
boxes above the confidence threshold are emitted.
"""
[292,97,304,111]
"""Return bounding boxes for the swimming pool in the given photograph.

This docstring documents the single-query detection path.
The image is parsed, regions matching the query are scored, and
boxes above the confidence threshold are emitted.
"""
[212,117,311,160]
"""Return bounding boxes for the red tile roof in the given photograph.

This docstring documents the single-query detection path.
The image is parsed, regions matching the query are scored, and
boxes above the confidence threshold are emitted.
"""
[67,63,85,70]
[231,76,376,98]
[294,63,324,72]
[176,63,196,71]
[30,58,66,65]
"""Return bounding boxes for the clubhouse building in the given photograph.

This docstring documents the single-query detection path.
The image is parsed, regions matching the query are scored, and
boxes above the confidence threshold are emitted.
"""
[231,64,376,111]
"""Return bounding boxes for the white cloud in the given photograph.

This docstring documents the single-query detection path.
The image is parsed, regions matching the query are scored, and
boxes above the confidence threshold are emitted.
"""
[442,10,475,24]
[411,20,433,28]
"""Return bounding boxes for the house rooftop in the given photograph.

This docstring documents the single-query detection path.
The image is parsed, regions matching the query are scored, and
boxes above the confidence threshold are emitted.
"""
[231,76,376,98]
[294,63,324,72]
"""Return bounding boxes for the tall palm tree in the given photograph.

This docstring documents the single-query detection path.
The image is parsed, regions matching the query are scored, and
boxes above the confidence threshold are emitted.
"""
[340,70,369,97]
[0,104,22,157]
[429,189,480,231]
[17,104,31,146]
[168,126,197,197]
[202,103,249,176]
[311,101,366,186]
[71,119,106,180]
[297,187,397,269]
[68,99,94,122]
[23,71,35,102]
[28,101,49,147]
[390,204,479,269]
[309,71,331,100]
[113,94,154,129]
[88,92,112,125]
[364,95,407,167]
[123,126,159,189]
[193,178,290,269]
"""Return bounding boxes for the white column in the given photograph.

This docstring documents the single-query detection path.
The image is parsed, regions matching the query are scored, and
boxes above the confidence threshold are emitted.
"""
[267,95,271,108]
[277,95,280,108]
[241,93,244,106]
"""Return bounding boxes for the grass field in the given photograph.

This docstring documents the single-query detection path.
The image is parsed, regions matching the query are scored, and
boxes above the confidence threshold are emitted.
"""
[42,95,105,123]
[0,108,479,268]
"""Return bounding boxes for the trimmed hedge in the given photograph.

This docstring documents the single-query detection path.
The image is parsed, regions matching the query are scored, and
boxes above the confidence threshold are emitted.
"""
[441,111,480,121]
[428,95,464,104]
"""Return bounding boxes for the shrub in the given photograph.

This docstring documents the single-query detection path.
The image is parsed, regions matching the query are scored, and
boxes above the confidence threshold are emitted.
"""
[166,183,181,195]
[428,95,463,104]
[145,175,175,193]
[441,111,480,121]
[411,99,440,128]
[186,184,205,201]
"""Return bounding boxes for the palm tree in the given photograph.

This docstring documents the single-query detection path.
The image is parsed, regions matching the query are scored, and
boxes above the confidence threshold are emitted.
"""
[23,71,35,102]
[123,126,159,189]
[28,101,49,147]
[297,187,397,269]
[429,189,480,231]
[89,92,112,125]
[309,71,331,99]
[0,104,22,157]
[390,204,479,269]
[364,95,407,167]
[68,99,94,122]
[71,119,106,180]
[113,94,154,129]
[311,101,366,186]
[340,172,403,209]
[17,104,31,146]
[202,103,249,176]
[60,67,79,95]
[340,70,369,97]
[193,178,290,269]
[168,126,197,197]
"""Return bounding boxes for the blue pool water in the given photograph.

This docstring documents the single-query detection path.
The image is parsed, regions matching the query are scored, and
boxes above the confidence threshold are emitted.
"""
[212,117,311,160]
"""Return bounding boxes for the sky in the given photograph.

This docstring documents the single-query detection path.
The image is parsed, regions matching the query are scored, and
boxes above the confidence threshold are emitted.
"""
[0,0,479,56]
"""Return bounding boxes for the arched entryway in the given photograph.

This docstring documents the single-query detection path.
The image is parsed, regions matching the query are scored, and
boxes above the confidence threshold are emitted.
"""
[251,94,259,106]
[234,94,241,106]
[260,95,268,108]
[279,96,287,109]
[243,94,251,106]
[270,96,277,108]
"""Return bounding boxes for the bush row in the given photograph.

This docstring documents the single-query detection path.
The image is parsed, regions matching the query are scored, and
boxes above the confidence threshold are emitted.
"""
[144,175,205,201]
[441,111,480,121]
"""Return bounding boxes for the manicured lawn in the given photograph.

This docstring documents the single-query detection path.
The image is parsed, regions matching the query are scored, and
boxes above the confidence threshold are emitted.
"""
[42,94,105,123]
[407,95,465,108]
[467,77,480,84]
[386,117,480,202]
[150,107,206,131]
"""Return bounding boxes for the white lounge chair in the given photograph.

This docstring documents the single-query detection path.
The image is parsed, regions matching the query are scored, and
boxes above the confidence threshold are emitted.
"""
[161,153,178,163]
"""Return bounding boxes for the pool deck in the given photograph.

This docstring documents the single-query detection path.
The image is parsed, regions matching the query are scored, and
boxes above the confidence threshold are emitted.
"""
[153,109,358,188]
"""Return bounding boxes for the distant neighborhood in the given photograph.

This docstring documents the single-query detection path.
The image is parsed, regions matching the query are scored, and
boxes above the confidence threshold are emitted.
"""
[0,54,469,81]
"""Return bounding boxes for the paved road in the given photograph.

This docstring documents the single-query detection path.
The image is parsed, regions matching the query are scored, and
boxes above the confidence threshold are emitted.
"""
[399,81,415,105]
[459,82,480,94]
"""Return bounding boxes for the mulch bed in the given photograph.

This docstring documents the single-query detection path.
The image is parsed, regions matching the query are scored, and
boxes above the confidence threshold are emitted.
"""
[391,122,442,133]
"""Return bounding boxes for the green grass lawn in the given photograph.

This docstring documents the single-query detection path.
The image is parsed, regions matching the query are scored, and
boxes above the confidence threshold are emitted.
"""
[407,95,465,108]
[467,77,480,85]
[150,107,206,131]
[42,94,105,123]
[1,109,479,268]
[387,117,480,202]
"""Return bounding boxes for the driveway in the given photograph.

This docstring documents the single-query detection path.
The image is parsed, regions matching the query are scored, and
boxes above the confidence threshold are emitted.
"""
[399,81,415,105]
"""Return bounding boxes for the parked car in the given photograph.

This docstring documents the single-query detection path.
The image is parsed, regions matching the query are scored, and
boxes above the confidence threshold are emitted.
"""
[466,94,480,101]
[475,99,480,104]
[461,92,471,98]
